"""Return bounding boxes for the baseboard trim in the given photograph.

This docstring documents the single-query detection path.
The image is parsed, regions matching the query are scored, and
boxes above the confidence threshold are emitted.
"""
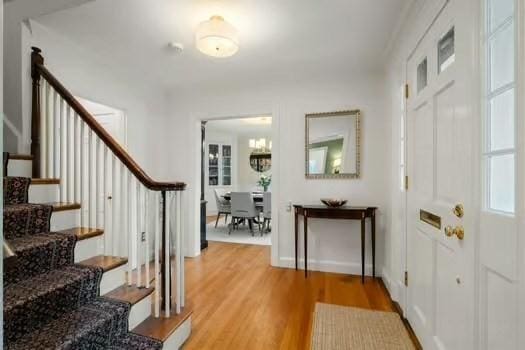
[378,278,422,350]
[278,257,374,276]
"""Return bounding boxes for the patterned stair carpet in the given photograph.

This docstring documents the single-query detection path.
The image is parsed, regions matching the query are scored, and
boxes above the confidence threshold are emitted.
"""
[3,176,162,349]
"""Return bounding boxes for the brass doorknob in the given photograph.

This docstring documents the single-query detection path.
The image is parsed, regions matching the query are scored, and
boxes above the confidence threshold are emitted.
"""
[453,226,465,240]
[453,204,464,218]
[444,225,464,240]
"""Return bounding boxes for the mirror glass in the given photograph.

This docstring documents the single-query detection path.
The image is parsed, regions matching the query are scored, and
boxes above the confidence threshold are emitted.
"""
[306,110,360,179]
[249,151,271,172]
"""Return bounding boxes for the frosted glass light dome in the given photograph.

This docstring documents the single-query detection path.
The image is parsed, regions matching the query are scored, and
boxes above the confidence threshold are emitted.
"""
[195,16,239,58]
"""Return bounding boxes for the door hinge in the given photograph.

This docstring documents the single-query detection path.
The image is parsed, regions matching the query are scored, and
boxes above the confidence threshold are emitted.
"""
[405,176,409,191]
[405,84,409,99]
[404,271,408,286]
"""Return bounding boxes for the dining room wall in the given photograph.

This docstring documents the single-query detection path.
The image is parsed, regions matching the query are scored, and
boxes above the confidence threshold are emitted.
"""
[166,71,391,277]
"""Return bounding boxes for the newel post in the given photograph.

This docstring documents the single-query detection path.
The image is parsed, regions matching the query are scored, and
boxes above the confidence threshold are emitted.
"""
[31,47,44,178]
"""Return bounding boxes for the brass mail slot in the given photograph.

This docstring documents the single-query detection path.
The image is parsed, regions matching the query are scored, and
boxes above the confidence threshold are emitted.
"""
[420,210,441,229]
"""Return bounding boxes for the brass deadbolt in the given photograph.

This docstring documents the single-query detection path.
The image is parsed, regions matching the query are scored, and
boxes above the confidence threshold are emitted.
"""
[453,204,464,218]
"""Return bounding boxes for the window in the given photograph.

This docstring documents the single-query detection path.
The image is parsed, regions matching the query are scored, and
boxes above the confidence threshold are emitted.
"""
[417,58,428,93]
[208,143,233,186]
[483,0,516,213]
[438,27,455,73]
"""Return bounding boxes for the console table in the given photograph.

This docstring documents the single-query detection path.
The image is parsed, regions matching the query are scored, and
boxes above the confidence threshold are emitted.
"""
[293,205,377,283]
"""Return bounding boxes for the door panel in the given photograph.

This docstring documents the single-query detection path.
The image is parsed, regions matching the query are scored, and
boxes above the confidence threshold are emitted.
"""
[406,1,474,349]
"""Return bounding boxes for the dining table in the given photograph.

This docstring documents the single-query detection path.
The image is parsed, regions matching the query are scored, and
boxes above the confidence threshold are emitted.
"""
[222,192,265,204]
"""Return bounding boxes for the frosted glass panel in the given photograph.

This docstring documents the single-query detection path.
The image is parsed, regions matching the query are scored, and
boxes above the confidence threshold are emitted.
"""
[489,24,514,91]
[488,0,514,32]
[489,154,515,213]
[438,28,455,73]
[417,58,428,93]
[489,89,514,151]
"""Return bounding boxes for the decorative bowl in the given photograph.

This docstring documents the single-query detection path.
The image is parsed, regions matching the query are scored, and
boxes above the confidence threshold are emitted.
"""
[321,199,347,208]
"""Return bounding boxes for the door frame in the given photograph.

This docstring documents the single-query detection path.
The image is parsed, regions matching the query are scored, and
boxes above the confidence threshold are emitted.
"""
[191,102,281,266]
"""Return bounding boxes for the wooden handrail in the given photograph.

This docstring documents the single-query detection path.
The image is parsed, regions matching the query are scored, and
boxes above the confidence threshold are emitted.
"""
[31,47,185,191]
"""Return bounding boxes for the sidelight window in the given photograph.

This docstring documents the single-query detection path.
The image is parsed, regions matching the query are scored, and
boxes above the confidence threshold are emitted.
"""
[483,0,516,213]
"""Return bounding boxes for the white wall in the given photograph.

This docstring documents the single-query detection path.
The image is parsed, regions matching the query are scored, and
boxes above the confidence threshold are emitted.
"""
[26,21,171,179]
[167,74,391,276]
[3,0,92,153]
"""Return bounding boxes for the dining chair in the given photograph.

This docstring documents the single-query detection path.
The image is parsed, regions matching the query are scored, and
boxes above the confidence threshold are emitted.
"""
[261,192,271,234]
[230,192,260,236]
[214,189,231,228]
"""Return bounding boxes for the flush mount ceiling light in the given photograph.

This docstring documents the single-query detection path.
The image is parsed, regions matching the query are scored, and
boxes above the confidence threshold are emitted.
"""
[195,15,239,58]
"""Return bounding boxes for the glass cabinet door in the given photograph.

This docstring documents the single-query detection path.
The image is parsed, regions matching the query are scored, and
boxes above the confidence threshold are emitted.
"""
[222,145,232,186]
[208,144,219,186]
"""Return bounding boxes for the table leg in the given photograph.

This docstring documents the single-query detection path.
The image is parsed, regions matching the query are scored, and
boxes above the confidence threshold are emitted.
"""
[361,216,365,284]
[294,209,298,270]
[304,213,308,278]
[371,210,376,278]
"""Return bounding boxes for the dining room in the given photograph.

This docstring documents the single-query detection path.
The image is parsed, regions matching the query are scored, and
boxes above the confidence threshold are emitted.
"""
[202,116,273,246]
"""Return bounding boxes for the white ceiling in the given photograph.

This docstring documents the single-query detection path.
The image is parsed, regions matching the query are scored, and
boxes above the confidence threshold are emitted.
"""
[36,0,413,91]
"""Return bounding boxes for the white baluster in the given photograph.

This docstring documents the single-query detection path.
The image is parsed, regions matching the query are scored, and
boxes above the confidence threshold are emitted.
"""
[165,191,171,317]
[127,172,133,286]
[112,156,119,256]
[175,191,181,314]
[145,190,150,288]
[67,107,74,202]
[53,92,60,180]
[179,191,184,308]
[104,147,110,255]
[46,88,54,178]
[80,122,86,226]
[40,81,47,177]
[121,164,127,260]
[136,182,143,287]
[154,191,160,317]
[95,137,102,228]
[59,98,66,202]
[88,129,94,228]
[74,113,81,203]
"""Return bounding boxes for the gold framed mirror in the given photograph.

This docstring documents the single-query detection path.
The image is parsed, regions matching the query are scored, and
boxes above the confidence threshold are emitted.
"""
[305,110,361,179]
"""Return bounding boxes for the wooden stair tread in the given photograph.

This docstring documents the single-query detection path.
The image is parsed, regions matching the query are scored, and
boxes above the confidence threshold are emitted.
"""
[79,255,128,272]
[133,302,193,342]
[105,284,154,305]
[31,178,60,185]
[50,202,81,212]
[58,227,103,241]
[9,154,34,160]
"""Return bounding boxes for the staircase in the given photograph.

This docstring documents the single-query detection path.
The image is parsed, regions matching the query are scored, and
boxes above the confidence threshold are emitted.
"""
[2,47,192,349]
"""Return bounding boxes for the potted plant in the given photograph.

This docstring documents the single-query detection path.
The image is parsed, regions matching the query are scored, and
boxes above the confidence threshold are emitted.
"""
[258,174,272,192]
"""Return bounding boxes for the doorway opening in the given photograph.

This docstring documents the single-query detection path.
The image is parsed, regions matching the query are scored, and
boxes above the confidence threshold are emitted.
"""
[200,115,273,247]
[77,97,127,146]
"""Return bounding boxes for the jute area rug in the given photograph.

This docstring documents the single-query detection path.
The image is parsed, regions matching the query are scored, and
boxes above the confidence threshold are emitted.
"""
[311,303,415,350]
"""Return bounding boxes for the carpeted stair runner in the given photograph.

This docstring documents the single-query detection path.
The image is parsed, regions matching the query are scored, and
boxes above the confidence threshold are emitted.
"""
[3,177,162,349]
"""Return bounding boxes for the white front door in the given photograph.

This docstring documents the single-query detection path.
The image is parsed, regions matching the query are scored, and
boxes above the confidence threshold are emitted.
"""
[406,1,475,349]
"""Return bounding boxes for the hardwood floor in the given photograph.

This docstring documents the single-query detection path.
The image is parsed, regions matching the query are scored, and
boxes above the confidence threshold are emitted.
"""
[183,242,414,350]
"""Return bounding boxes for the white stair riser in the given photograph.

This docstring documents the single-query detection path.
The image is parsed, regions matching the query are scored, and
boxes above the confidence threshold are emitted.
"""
[50,209,80,231]
[29,184,59,203]
[163,316,192,350]
[100,264,127,295]
[7,159,32,177]
[75,236,103,262]
[128,295,152,330]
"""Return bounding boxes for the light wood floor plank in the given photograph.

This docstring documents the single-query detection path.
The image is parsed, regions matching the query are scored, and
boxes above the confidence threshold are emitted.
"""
[184,242,414,349]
